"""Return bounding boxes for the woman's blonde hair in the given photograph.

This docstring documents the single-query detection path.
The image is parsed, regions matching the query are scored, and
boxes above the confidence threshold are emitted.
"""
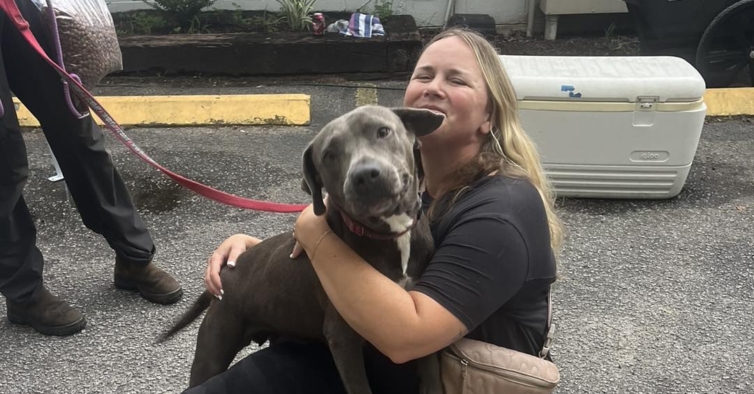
[423,27,564,253]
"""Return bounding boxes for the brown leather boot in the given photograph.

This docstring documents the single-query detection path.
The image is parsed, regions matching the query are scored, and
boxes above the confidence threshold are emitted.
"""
[6,287,86,336]
[114,257,183,305]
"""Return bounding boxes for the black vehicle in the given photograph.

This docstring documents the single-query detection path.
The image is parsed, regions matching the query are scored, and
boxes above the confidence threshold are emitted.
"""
[625,0,754,87]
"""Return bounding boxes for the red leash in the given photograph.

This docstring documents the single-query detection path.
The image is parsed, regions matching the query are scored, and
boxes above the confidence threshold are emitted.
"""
[1,0,308,213]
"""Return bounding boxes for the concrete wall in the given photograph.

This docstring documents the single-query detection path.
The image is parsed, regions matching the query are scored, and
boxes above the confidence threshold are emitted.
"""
[106,0,531,28]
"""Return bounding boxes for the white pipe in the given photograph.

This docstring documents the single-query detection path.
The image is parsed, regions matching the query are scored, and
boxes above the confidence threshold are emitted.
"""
[527,0,537,37]
[442,0,455,29]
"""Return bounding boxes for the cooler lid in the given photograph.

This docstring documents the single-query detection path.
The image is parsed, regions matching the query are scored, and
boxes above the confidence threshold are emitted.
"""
[499,55,706,103]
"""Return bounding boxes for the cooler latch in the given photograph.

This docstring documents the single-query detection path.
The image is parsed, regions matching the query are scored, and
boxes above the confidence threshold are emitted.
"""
[634,96,659,126]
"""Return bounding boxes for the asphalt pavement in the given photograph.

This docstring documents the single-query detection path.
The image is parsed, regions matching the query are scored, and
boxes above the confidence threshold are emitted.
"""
[0,77,752,393]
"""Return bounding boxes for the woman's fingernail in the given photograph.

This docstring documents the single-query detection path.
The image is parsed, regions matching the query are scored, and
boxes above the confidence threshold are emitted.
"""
[227,261,235,268]
[289,253,294,259]
[215,294,222,301]
[220,289,224,295]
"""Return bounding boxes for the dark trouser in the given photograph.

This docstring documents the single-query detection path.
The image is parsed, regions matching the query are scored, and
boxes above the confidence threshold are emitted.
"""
[0,0,154,304]
[182,341,420,394]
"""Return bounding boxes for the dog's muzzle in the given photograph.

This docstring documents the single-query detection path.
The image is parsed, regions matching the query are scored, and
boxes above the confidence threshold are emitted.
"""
[345,159,408,214]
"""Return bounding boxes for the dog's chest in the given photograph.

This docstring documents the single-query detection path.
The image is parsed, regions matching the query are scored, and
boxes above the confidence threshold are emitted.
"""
[394,232,412,287]
[383,214,415,286]
[396,232,411,276]
[350,232,415,286]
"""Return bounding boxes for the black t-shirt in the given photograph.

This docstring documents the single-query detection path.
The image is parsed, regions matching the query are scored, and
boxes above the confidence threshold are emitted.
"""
[413,174,557,357]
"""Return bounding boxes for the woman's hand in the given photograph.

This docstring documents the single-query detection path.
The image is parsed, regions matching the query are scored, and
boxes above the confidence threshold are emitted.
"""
[204,234,262,299]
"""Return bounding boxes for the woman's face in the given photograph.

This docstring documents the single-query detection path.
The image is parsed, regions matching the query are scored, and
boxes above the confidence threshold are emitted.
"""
[403,36,492,152]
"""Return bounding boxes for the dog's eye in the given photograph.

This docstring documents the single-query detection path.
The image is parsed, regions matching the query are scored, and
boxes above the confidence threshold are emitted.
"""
[377,127,391,138]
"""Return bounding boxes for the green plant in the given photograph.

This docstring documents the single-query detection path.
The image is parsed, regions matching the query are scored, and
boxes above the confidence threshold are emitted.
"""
[188,15,212,33]
[357,0,393,18]
[275,0,317,31]
[143,0,218,29]
[230,10,251,27]
[251,9,284,32]
[231,3,283,32]
[229,2,254,28]
[130,11,165,34]
[604,22,616,48]
[372,0,393,19]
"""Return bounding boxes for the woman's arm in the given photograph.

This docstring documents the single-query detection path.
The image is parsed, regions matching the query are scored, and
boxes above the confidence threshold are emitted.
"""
[306,227,468,364]
[295,193,532,363]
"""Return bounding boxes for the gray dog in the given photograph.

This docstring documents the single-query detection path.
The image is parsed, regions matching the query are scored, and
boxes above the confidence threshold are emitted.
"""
[159,105,445,393]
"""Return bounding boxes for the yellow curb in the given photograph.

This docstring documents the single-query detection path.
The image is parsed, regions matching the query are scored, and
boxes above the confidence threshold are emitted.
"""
[704,88,754,117]
[11,88,753,126]
[355,83,378,107]
[13,94,310,127]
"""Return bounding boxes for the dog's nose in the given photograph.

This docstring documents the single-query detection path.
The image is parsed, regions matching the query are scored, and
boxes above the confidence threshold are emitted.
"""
[351,163,383,193]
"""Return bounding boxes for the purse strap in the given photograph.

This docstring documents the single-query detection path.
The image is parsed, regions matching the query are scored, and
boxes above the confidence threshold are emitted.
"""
[538,289,555,359]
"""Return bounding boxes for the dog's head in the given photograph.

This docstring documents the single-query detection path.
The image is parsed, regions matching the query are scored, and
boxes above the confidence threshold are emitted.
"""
[302,105,444,234]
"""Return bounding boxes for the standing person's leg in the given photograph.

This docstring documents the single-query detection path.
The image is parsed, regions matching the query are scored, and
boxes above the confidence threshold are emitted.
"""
[5,0,182,305]
[0,8,86,336]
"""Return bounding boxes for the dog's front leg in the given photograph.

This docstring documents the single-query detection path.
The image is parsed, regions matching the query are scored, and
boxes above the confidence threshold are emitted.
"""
[323,303,372,394]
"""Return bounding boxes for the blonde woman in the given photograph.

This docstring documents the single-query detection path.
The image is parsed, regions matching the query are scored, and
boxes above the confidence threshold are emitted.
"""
[194,27,563,394]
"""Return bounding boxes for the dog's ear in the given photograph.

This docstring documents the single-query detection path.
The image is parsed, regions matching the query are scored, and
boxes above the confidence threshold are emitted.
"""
[302,144,326,216]
[391,107,445,137]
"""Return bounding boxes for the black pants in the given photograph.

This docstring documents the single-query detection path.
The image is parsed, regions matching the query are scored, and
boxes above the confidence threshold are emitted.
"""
[182,341,420,394]
[0,0,154,304]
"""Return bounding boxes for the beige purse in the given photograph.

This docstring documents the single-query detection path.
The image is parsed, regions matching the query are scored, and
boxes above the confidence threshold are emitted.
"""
[439,292,560,394]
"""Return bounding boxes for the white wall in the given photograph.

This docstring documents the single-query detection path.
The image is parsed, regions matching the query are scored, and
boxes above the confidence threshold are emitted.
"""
[106,0,532,28]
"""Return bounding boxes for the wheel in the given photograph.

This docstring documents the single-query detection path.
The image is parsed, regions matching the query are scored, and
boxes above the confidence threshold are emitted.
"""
[695,0,754,88]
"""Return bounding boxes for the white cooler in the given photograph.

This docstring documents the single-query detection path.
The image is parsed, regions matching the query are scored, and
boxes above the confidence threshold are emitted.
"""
[499,55,707,199]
